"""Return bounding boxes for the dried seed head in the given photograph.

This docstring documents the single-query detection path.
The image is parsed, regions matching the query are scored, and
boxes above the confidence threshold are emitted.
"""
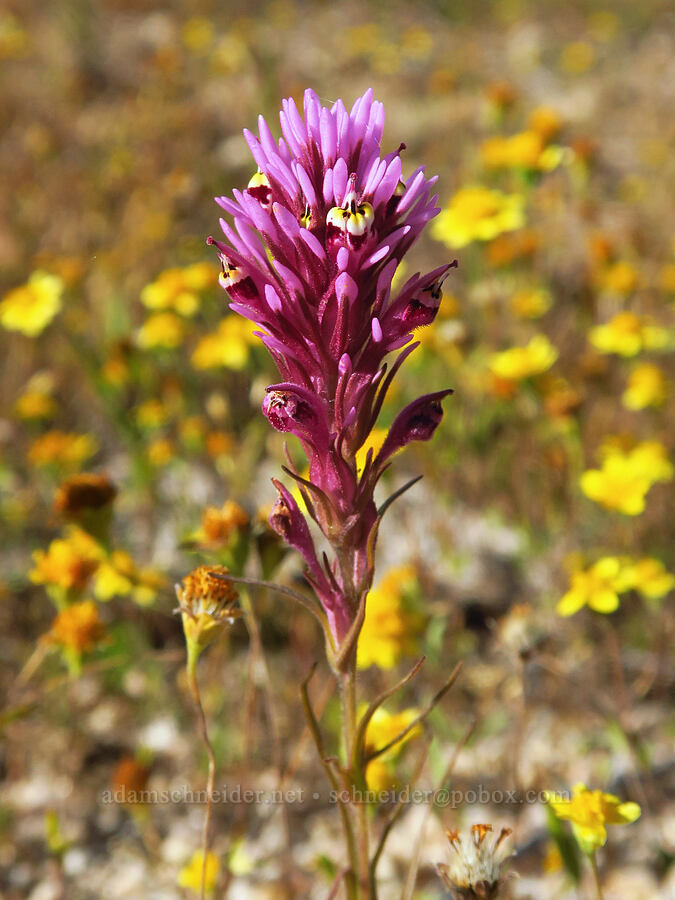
[176,565,242,651]
[54,473,117,518]
[437,824,513,899]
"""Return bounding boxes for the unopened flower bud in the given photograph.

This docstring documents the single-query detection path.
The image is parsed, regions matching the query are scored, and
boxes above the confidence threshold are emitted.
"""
[376,389,453,466]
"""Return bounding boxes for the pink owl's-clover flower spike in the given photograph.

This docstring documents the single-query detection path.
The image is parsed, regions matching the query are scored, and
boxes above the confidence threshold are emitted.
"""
[209,88,455,656]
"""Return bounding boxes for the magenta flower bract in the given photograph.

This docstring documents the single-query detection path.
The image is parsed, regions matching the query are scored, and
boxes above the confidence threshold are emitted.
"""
[209,88,454,648]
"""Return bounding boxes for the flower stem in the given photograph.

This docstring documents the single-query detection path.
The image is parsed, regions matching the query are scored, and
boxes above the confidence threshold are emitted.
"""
[339,652,373,900]
[187,646,216,900]
[589,852,605,900]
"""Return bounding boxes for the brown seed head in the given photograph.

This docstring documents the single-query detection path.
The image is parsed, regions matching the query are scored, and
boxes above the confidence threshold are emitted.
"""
[54,473,117,518]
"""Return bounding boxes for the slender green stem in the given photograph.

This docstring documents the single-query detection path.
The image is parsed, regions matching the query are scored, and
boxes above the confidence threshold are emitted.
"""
[187,648,216,900]
[589,852,605,900]
[339,653,372,900]
[300,667,357,900]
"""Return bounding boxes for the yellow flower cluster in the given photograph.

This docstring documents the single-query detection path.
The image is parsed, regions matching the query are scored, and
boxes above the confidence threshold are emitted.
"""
[94,550,166,606]
[191,315,259,370]
[547,783,640,853]
[357,565,425,669]
[432,186,525,249]
[44,600,106,654]
[596,260,639,295]
[0,271,64,337]
[622,363,668,410]
[29,431,98,469]
[489,334,558,381]
[31,524,164,606]
[14,372,58,421]
[509,286,553,319]
[557,555,674,616]
[30,528,101,593]
[140,262,216,316]
[481,130,563,172]
[136,311,186,350]
[580,440,672,515]
[588,311,670,357]
[193,500,250,547]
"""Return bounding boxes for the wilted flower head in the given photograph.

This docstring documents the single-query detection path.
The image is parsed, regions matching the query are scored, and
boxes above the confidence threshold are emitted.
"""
[209,89,454,646]
[437,824,513,899]
[54,473,117,519]
[176,565,242,652]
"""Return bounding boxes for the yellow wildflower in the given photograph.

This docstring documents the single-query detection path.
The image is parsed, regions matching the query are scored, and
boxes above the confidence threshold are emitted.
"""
[30,528,102,592]
[528,106,562,141]
[622,363,669,410]
[481,131,562,172]
[509,286,553,319]
[489,335,558,381]
[588,312,669,357]
[191,315,258,370]
[658,262,675,294]
[0,271,63,337]
[147,437,174,467]
[93,550,165,606]
[620,558,675,599]
[597,260,639,295]
[136,312,186,350]
[432,186,525,249]
[541,375,583,419]
[486,229,538,267]
[580,464,649,516]
[29,431,98,469]
[177,850,220,894]
[140,263,216,317]
[542,842,563,874]
[364,707,422,791]
[135,399,170,429]
[205,431,234,459]
[619,440,673,483]
[15,390,57,421]
[557,557,633,616]
[44,601,105,654]
[547,783,640,854]
[101,343,131,387]
[580,441,672,515]
[195,501,250,547]
[358,566,424,669]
